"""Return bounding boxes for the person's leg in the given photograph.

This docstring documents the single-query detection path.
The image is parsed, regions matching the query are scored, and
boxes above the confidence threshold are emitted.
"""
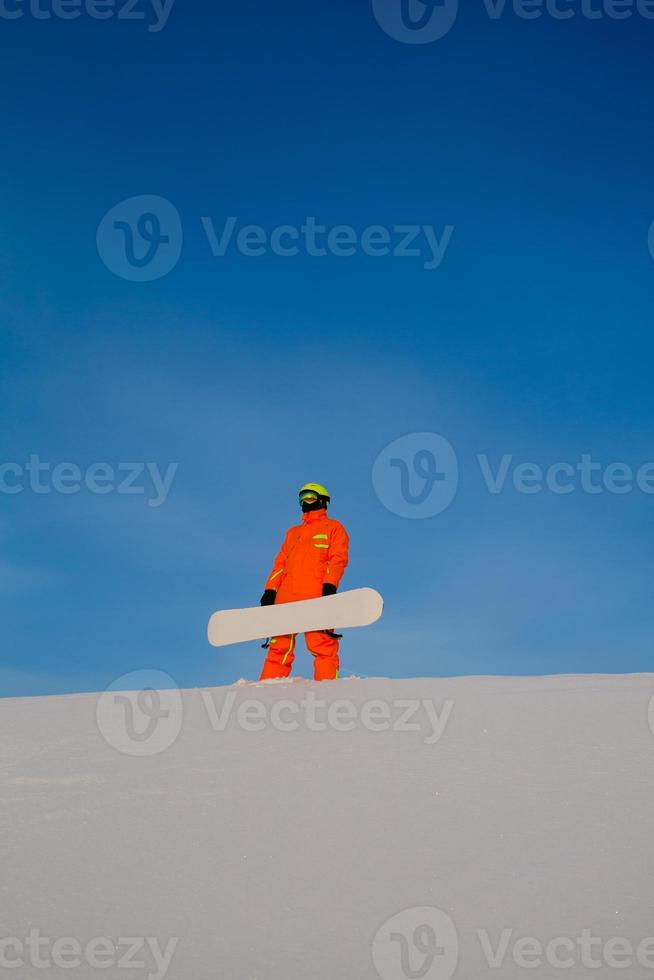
[259,634,296,680]
[305,630,340,681]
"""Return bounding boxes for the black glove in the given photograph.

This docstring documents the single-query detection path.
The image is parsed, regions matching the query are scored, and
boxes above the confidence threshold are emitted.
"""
[260,589,276,606]
[322,582,337,597]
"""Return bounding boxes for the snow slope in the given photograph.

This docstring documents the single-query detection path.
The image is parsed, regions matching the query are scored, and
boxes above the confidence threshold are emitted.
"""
[2,674,654,980]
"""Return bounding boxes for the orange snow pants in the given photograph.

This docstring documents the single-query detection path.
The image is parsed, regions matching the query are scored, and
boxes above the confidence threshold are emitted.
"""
[259,631,340,682]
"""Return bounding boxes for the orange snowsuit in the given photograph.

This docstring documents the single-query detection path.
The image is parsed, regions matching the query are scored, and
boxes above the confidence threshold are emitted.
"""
[259,509,349,682]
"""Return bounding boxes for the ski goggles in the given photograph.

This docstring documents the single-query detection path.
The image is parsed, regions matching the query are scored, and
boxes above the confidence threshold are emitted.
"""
[299,491,319,505]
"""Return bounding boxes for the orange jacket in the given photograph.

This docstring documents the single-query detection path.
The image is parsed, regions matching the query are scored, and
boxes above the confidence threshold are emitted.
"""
[265,509,349,603]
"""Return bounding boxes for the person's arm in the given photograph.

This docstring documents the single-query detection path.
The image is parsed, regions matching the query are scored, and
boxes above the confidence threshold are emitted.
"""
[322,523,349,595]
[260,534,288,604]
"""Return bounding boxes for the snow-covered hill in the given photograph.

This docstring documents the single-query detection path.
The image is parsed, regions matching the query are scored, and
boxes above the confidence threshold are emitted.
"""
[3,674,654,979]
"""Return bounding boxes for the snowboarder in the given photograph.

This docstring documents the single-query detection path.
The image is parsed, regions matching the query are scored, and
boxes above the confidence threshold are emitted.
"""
[259,483,350,681]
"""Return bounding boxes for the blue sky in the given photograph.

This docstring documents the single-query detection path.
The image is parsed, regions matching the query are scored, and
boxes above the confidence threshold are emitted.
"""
[1,0,653,696]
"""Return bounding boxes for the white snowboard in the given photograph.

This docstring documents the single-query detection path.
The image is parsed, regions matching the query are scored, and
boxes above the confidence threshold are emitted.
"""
[207,587,384,648]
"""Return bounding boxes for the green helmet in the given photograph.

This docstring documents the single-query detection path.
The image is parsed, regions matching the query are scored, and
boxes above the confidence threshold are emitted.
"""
[299,483,331,511]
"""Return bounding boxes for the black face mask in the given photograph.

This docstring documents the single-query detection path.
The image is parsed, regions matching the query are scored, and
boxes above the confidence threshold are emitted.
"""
[300,495,327,513]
